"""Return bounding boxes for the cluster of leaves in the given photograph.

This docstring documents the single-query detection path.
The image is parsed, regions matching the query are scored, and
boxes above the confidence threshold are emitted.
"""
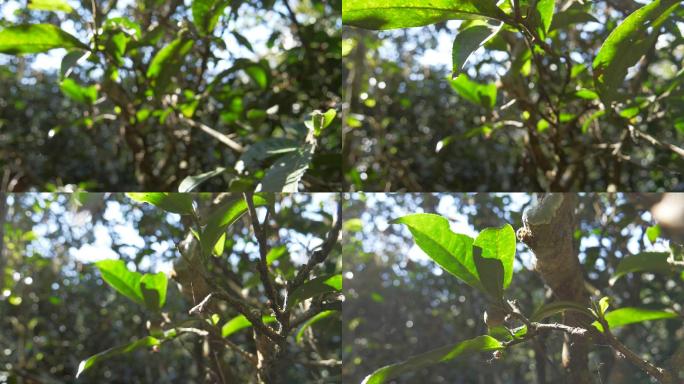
[0,0,341,191]
[72,192,343,381]
[0,193,342,382]
[342,195,684,383]
[342,1,684,190]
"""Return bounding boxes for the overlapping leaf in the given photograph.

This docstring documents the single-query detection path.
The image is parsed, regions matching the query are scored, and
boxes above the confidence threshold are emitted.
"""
[343,0,507,30]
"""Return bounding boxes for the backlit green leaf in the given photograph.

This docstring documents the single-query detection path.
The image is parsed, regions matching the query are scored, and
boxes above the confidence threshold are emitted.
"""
[126,193,194,215]
[646,225,661,243]
[361,335,503,384]
[140,272,168,310]
[200,195,269,259]
[192,0,229,35]
[28,0,73,13]
[449,74,497,109]
[221,315,276,338]
[593,0,681,104]
[531,0,555,35]
[76,336,161,378]
[592,307,678,332]
[95,259,144,306]
[393,214,481,289]
[60,78,98,105]
[343,0,507,30]
[0,24,88,54]
[473,224,516,289]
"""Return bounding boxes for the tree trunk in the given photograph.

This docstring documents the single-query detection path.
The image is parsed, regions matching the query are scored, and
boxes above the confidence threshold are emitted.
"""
[517,194,592,384]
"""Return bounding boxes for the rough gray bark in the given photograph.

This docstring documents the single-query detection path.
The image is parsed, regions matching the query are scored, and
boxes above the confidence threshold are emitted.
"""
[517,193,592,384]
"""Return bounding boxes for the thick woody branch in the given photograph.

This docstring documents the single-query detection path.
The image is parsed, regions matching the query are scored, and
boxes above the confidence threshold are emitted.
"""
[517,194,592,383]
[189,292,284,344]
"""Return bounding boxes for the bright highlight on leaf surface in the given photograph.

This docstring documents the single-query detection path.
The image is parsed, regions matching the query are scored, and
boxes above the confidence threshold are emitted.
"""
[95,259,168,310]
[0,24,88,54]
[342,0,507,30]
[394,214,516,297]
[592,0,681,104]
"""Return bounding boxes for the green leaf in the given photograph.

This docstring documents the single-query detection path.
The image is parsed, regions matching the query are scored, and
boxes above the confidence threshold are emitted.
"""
[592,307,678,332]
[127,193,194,215]
[296,310,337,344]
[178,167,228,192]
[266,245,287,265]
[609,252,672,285]
[76,336,161,378]
[593,0,681,104]
[235,138,300,175]
[575,89,599,100]
[473,224,516,289]
[531,0,555,35]
[645,225,661,243]
[451,21,503,77]
[140,272,168,310]
[192,0,229,35]
[288,274,342,307]
[530,300,594,322]
[0,24,89,54]
[60,50,88,79]
[95,259,144,306]
[393,214,481,289]
[60,78,98,105]
[549,6,597,31]
[449,74,497,109]
[342,0,507,30]
[95,260,168,311]
[473,247,504,300]
[146,36,195,93]
[258,145,315,193]
[598,296,611,317]
[28,0,73,13]
[200,195,269,259]
[306,109,338,137]
[361,335,503,384]
[221,315,276,338]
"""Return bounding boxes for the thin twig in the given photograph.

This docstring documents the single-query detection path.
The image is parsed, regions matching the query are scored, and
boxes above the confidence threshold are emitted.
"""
[178,114,244,153]
[244,192,282,320]
[289,194,343,294]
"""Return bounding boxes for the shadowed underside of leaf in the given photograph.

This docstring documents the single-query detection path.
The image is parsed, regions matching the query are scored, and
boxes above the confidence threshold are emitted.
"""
[609,252,672,285]
[593,0,680,104]
[361,335,503,384]
[342,0,507,30]
[258,144,315,192]
[0,24,88,54]
[452,21,503,77]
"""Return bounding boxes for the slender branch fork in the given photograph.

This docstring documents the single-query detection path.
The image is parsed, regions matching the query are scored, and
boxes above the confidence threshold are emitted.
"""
[502,299,675,383]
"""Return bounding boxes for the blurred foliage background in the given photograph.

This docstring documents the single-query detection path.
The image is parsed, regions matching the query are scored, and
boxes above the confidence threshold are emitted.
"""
[343,193,684,383]
[0,193,340,383]
[342,2,684,191]
[0,0,341,192]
